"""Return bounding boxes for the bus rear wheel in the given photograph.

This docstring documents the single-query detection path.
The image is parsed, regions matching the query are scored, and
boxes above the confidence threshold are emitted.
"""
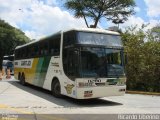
[51,79,62,98]
[20,73,26,86]
[18,73,21,80]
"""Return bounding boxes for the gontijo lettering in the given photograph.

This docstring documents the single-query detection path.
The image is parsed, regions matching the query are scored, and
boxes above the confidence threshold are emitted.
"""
[21,61,31,66]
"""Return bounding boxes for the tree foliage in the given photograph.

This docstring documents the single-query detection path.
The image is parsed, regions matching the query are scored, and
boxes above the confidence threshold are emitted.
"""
[151,24,160,41]
[64,0,135,28]
[121,26,160,92]
[0,19,30,70]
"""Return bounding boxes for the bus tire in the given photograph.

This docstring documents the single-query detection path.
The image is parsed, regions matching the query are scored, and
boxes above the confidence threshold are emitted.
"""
[18,72,21,80]
[51,79,62,98]
[20,73,26,86]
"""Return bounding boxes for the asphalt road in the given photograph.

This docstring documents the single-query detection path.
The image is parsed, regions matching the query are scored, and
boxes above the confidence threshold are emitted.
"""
[0,78,160,120]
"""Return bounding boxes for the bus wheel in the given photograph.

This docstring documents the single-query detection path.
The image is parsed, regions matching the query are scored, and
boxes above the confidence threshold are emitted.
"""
[20,73,26,86]
[18,73,21,80]
[51,79,62,98]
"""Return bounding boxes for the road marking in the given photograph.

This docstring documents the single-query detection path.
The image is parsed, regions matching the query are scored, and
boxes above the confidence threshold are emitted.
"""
[0,104,67,120]
[0,104,33,114]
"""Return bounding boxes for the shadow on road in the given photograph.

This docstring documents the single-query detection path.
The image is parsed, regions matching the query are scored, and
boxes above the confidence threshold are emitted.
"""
[8,80,122,108]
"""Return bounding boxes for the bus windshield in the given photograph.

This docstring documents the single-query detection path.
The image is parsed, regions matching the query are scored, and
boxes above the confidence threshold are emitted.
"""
[80,47,124,78]
[77,32,122,47]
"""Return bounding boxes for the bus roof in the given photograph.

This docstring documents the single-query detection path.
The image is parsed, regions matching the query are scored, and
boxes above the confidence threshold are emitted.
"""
[15,28,120,50]
[64,28,120,35]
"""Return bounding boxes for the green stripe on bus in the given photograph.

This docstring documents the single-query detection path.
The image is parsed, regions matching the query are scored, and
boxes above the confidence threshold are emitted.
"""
[34,56,51,87]
[34,57,44,86]
[39,56,51,87]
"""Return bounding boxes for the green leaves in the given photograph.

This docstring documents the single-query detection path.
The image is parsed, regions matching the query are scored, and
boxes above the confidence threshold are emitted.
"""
[0,19,30,69]
[121,26,160,92]
[64,0,136,28]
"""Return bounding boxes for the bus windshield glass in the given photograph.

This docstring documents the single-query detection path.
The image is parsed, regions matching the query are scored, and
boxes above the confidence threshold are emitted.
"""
[80,47,124,78]
[77,32,122,47]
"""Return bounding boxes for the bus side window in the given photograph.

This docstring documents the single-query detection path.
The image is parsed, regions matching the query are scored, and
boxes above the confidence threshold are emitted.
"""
[31,46,34,57]
[39,41,49,56]
[44,42,49,55]
[54,37,60,55]
[49,35,60,56]
[49,38,54,55]
[28,46,32,58]
[19,49,23,59]
[26,47,30,57]
[22,48,26,58]
[51,49,54,54]
[40,49,43,55]
[33,45,39,57]
[44,49,48,55]
[36,46,39,56]
[15,50,19,60]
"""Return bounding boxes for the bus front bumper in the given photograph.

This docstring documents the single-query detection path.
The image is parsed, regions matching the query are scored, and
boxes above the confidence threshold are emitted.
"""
[76,85,126,99]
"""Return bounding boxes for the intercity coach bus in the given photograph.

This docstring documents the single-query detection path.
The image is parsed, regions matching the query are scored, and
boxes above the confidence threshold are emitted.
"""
[14,28,126,99]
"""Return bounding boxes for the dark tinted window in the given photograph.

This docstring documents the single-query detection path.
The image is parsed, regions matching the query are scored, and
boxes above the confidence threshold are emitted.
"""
[63,48,80,80]
[49,34,61,55]
[39,41,49,56]
[15,34,61,60]
[77,32,122,47]
[80,47,124,78]
[63,31,76,47]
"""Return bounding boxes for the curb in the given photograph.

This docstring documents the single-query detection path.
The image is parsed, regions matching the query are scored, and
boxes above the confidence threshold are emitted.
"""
[126,91,160,96]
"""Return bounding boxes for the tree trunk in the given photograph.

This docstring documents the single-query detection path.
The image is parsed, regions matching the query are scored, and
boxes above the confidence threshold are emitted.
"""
[91,14,101,28]
[84,16,89,28]
[93,17,100,28]
[81,10,89,28]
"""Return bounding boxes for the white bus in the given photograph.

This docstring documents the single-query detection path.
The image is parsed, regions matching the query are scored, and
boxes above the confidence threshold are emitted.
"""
[14,28,126,99]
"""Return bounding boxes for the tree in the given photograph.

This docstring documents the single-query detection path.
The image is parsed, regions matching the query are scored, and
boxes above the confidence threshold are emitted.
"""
[0,19,30,70]
[151,24,160,41]
[121,25,160,92]
[64,0,135,28]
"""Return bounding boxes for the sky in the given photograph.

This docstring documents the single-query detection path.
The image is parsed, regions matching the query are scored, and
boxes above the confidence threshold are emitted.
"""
[0,0,160,40]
